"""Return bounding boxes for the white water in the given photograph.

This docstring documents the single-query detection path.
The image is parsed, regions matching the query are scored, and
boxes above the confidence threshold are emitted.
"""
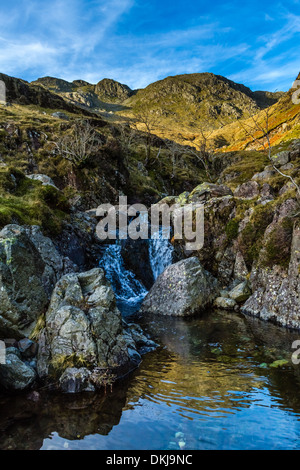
[99,231,173,312]
[149,235,173,280]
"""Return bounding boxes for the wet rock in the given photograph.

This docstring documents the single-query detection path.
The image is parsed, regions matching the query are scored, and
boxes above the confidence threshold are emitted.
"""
[121,238,155,290]
[139,257,219,316]
[0,351,36,391]
[125,323,158,354]
[0,225,49,338]
[37,268,143,390]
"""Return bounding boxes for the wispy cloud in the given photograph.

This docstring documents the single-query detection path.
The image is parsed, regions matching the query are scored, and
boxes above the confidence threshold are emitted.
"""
[0,0,298,91]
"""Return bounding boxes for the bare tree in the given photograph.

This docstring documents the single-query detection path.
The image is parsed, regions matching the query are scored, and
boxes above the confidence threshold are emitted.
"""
[131,104,159,166]
[185,127,215,182]
[117,122,138,166]
[164,139,183,178]
[53,120,103,168]
[239,109,300,199]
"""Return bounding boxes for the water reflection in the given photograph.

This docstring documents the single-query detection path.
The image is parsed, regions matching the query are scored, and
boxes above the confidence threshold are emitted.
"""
[1,310,300,450]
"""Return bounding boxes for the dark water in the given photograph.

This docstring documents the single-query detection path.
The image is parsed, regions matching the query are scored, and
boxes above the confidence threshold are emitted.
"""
[1,309,300,450]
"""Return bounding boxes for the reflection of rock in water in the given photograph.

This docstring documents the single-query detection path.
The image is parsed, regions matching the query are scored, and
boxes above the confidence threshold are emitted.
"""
[0,387,128,450]
[2,310,300,449]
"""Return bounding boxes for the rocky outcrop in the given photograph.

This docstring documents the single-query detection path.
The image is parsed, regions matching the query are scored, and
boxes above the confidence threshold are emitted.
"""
[0,224,76,338]
[139,257,219,316]
[95,79,133,103]
[241,201,300,329]
[0,225,62,338]
[37,268,156,391]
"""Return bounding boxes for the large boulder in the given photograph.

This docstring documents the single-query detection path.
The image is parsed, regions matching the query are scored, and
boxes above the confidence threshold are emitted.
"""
[37,268,153,390]
[139,257,219,317]
[0,225,67,338]
[0,349,36,391]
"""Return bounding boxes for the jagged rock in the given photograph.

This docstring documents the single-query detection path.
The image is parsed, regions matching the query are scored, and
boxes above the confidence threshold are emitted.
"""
[139,257,219,317]
[95,78,133,102]
[0,350,36,391]
[214,297,237,310]
[228,281,252,303]
[234,181,260,199]
[0,224,70,338]
[37,268,144,390]
[241,200,300,328]
[0,225,50,338]
[234,251,249,281]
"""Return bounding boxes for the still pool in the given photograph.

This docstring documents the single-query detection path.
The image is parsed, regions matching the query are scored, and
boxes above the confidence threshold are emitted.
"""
[1,309,300,450]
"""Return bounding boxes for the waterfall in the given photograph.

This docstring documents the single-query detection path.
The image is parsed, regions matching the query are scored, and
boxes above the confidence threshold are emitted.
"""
[99,241,148,304]
[99,230,173,316]
[149,233,173,280]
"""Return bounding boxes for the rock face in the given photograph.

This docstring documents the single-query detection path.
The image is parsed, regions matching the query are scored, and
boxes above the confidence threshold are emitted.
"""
[95,79,133,103]
[0,225,71,338]
[0,225,64,338]
[37,268,154,390]
[139,257,219,317]
[121,238,155,290]
[241,221,300,329]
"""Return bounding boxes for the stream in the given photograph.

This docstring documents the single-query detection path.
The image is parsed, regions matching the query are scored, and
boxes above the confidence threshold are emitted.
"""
[1,236,300,450]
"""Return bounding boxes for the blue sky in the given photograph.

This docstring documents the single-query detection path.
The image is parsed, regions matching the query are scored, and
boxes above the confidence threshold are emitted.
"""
[0,0,299,91]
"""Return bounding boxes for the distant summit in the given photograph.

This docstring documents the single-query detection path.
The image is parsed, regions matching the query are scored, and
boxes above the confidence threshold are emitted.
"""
[95,78,134,103]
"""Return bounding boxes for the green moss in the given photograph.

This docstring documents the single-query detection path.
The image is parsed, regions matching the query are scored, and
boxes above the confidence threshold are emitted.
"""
[0,168,70,236]
[260,217,294,268]
[239,204,274,267]
[225,218,239,241]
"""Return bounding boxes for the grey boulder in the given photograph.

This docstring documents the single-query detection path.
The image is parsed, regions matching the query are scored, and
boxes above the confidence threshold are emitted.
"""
[139,257,219,317]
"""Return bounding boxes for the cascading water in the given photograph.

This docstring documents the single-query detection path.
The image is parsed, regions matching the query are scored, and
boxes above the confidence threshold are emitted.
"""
[99,229,173,316]
[99,241,148,305]
[148,230,173,281]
